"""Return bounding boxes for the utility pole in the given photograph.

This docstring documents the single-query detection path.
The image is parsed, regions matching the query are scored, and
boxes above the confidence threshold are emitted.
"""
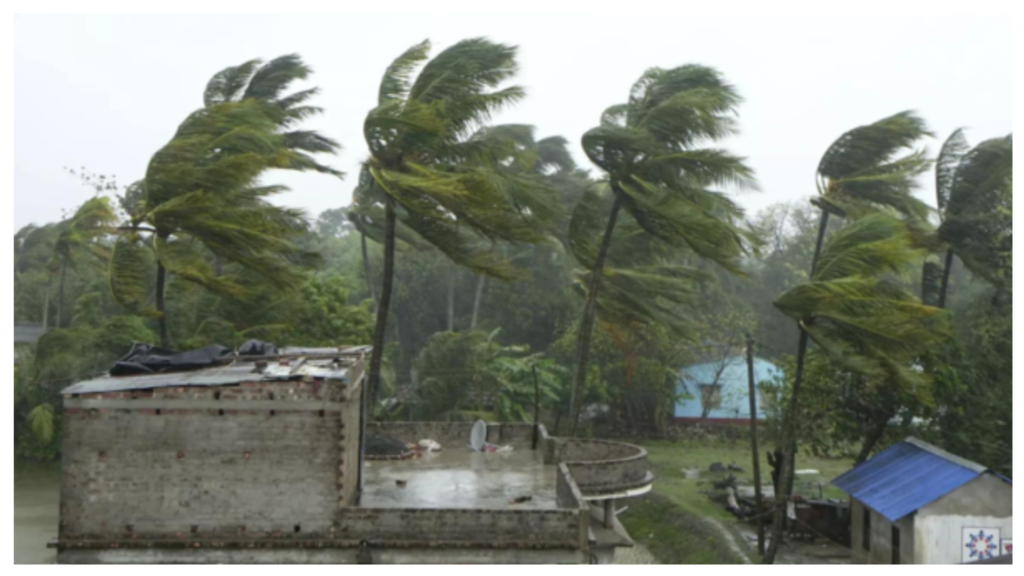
[746,333,765,555]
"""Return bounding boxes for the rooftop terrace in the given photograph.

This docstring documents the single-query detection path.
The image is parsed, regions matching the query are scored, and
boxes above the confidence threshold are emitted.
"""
[362,449,557,510]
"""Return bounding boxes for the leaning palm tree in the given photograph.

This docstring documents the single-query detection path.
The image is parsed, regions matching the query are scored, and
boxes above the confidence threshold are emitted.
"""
[51,196,118,328]
[762,112,932,564]
[763,214,950,563]
[360,38,559,404]
[777,111,933,484]
[934,134,1013,302]
[110,99,328,347]
[568,64,759,434]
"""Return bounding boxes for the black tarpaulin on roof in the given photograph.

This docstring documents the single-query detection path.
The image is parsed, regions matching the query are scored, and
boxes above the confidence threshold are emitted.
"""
[110,343,236,376]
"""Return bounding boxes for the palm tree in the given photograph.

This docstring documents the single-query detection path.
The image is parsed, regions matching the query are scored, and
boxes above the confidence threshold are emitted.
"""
[568,64,759,435]
[110,55,340,347]
[934,133,1013,303]
[51,196,118,328]
[764,214,949,563]
[360,38,559,405]
[928,129,970,306]
[765,111,933,546]
[110,99,330,347]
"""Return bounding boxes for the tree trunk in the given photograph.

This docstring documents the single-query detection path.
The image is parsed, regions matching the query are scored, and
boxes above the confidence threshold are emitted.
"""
[156,260,171,349]
[57,257,68,329]
[367,197,397,407]
[937,248,954,309]
[447,271,455,332]
[41,275,52,333]
[569,193,624,437]
[855,415,890,464]
[470,274,486,330]
[361,230,378,314]
[746,334,765,556]
[764,209,830,564]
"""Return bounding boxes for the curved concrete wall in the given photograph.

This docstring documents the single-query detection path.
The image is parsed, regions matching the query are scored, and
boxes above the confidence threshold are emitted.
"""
[544,438,652,497]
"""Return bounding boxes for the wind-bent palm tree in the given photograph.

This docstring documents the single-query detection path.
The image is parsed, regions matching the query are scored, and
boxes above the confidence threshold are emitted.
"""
[928,129,970,306]
[567,64,759,435]
[110,99,331,347]
[51,196,118,328]
[110,55,340,347]
[761,112,933,563]
[933,133,1013,304]
[766,215,949,561]
[360,38,559,405]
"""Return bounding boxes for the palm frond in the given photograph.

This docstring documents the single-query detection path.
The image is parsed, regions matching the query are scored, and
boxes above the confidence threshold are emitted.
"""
[816,111,933,221]
[935,128,969,215]
[204,59,261,107]
[109,234,158,316]
[379,39,431,105]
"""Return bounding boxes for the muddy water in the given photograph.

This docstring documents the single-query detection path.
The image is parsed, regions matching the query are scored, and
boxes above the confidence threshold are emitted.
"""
[14,460,60,564]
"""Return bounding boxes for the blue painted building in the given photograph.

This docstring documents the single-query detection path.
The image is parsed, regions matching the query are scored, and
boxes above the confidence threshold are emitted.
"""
[673,355,780,423]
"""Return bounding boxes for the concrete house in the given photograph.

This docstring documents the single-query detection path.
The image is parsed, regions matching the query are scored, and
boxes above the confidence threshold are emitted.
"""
[49,345,653,564]
[833,437,1012,564]
[674,355,780,424]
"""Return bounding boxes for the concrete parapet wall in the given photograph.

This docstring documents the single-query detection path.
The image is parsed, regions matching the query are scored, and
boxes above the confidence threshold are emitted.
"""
[334,506,583,549]
[544,437,652,496]
[369,422,546,449]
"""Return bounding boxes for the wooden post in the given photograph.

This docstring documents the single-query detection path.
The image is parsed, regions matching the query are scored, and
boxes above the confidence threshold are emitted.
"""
[746,333,765,555]
[532,365,541,450]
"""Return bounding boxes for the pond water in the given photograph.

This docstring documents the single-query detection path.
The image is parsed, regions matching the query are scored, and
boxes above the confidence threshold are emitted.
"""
[14,460,60,564]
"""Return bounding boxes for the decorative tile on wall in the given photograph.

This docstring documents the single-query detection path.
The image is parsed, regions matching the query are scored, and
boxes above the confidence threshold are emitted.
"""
[963,527,1000,562]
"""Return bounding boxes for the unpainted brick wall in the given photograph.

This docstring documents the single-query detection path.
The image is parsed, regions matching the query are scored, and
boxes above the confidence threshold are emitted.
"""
[60,379,352,538]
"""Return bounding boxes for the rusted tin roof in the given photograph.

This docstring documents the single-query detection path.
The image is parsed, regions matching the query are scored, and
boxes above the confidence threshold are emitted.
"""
[61,354,365,395]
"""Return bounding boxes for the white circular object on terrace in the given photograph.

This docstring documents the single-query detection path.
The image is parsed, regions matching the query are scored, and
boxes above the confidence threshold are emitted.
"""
[470,420,487,452]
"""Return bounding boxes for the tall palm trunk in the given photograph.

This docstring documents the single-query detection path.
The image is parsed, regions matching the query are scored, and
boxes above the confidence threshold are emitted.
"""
[470,275,486,329]
[41,275,52,333]
[155,260,171,349]
[764,208,830,564]
[56,256,68,329]
[937,248,955,309]
[367,197,397,407]
[447,271,455,331]
[360,230,379,314]
[569,193,624,436]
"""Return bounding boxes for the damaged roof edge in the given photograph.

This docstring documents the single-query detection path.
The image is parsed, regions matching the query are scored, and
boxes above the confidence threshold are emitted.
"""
[60,346,370,396]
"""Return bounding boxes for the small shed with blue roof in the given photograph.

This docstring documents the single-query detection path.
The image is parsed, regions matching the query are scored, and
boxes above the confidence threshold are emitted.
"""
[833,437,1012,564]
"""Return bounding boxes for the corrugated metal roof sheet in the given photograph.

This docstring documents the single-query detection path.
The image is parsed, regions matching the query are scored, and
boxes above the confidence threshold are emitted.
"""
[831,437,986,522]
[61,356,360,395]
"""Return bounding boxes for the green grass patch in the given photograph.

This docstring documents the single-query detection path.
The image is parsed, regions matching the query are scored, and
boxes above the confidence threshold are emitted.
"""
[620,438,854,563]
[619,492,741,564]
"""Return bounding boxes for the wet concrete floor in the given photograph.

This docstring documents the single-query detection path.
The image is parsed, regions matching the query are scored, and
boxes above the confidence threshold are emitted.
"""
[362,448,558,509]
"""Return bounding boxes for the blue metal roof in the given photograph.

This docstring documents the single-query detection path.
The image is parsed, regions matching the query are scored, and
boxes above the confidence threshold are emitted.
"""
[832,437,988,522]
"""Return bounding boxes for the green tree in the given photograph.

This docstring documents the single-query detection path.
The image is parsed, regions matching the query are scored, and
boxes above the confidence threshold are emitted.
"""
[50,195,117,328]
[765,214,950,562]
[935,133,1013,302]
[110,75,337,347]
[567,64,758,435]
[361,38,559,404]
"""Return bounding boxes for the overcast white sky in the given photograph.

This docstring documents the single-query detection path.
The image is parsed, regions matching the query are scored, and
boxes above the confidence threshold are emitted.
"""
[13,12,1012,230]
